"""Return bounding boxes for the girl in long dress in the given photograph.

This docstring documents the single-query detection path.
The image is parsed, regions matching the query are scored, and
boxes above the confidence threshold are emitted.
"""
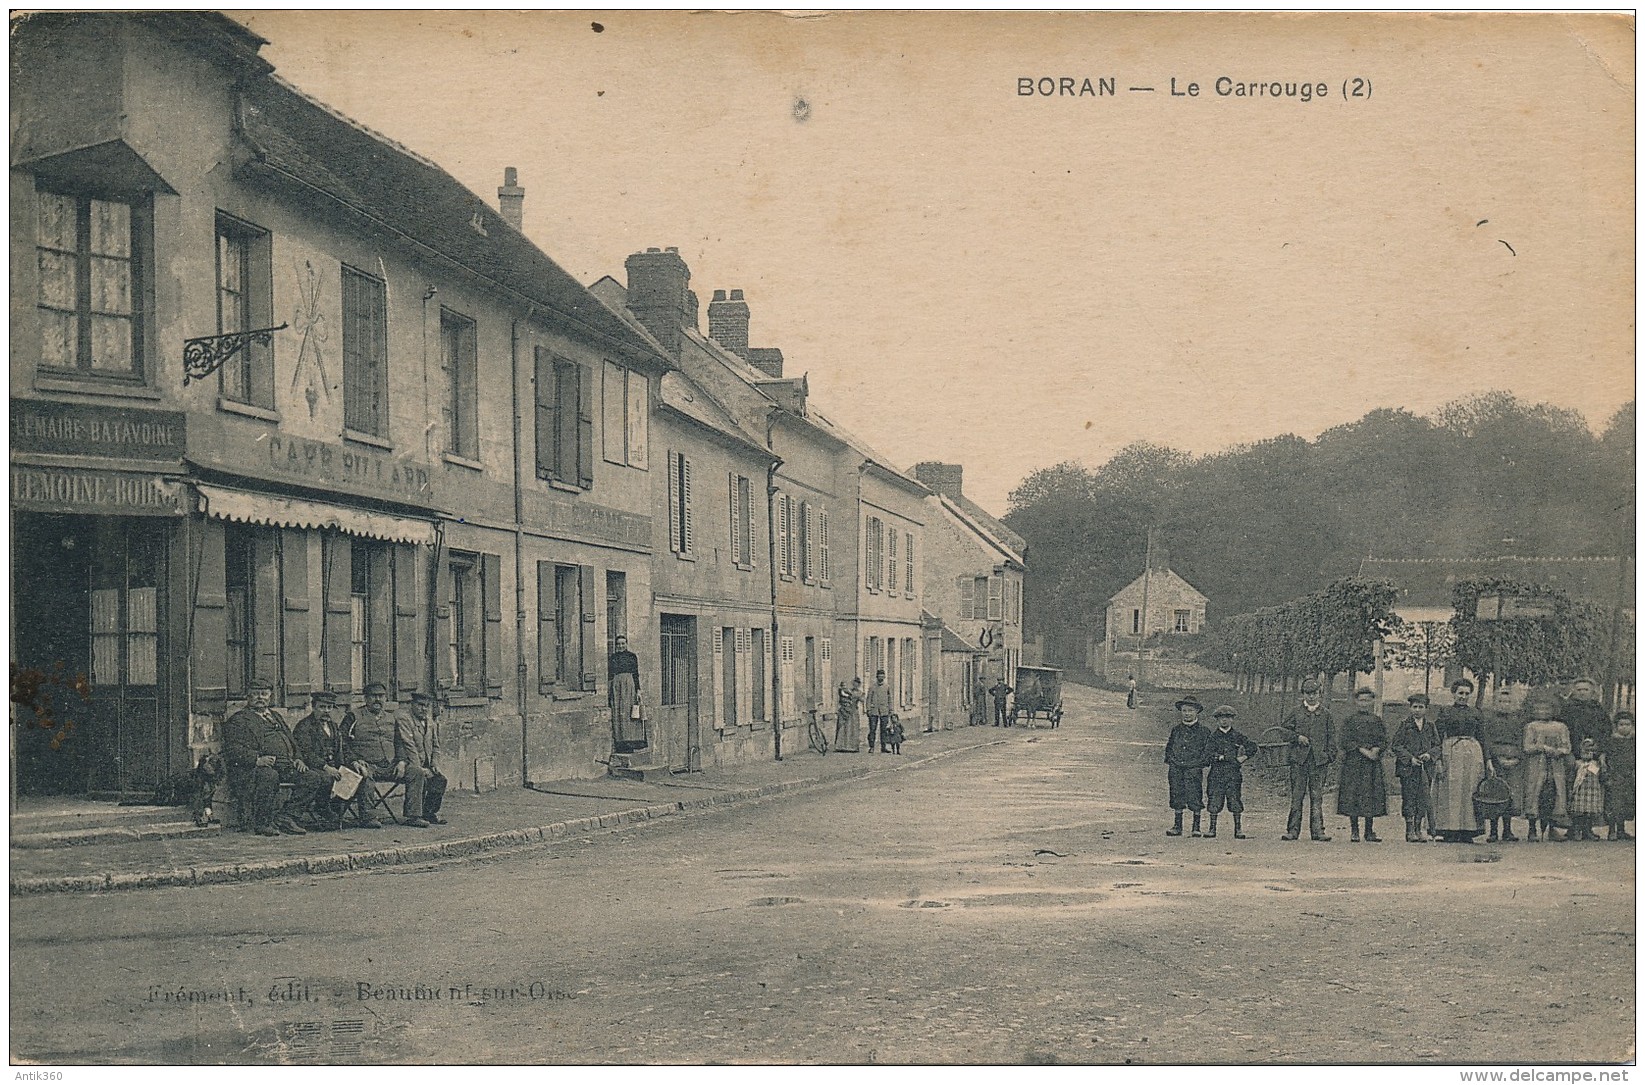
[1521,690,1571,842]
[1432,678,1489,843]
[1337,687,1389,842]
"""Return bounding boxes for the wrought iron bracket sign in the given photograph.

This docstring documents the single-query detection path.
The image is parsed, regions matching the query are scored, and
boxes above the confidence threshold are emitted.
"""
[182,324,287,385]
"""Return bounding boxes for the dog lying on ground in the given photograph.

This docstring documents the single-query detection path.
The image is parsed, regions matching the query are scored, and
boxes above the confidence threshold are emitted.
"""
[151,753,226,826]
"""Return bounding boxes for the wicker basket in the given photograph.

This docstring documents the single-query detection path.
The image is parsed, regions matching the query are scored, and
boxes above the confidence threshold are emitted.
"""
[1473,775,1514,818]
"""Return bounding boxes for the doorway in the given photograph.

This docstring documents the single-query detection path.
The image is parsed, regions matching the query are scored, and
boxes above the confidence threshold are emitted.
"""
[13,515,169,794]
[660,614,699,772]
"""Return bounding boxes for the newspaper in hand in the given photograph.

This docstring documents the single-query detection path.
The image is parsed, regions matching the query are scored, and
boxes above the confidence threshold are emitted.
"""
[331,765,362,801]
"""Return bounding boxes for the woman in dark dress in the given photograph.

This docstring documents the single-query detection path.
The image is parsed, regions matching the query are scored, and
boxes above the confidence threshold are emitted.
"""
[1432,678,1490,842]
[1605,710,1635,840]
[1337,687,1389,842]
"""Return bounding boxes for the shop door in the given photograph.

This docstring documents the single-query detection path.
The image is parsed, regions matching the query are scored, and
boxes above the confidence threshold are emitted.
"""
[660,615,700,772]
[12,517,167,794]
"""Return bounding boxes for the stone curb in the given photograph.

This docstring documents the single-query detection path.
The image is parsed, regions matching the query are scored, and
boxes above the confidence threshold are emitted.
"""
[10,735,1013,896]
[11,822,220,850]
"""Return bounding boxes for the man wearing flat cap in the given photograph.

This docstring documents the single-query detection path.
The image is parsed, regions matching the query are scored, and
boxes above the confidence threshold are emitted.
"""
[1278,678,1337,841]
[293,689,350,831]
[1390,693,1441,841]
[394,691,447,828]
[222,679,333,836]
[343,681,398,828]
[1163,695,1213,837]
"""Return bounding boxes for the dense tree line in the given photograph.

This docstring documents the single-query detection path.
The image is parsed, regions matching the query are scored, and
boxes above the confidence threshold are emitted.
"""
[1005,392,1635,663]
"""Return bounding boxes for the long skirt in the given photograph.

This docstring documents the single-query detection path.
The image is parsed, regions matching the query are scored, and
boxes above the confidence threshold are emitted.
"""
[1570,769,1606,817]
[1522,753,1569,826]
[834,706,860,751]
[1606,772,1635,821]
[1431,737,1486,835]
[611,672,646,748]
[1337,751,1388,817]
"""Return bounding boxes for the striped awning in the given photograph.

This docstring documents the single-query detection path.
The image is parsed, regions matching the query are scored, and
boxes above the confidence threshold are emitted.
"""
[195,483,437,545]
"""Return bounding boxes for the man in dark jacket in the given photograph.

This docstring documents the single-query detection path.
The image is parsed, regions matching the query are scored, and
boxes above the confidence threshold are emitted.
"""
[222,679,332,837]
[990,678,1014,728]
[1164,695,1214,837]
[1279,678,1337,842]
[1562,678,1613,759]
[293,690,349,830]
[1205,704,1258,839]
[343,681,399,828]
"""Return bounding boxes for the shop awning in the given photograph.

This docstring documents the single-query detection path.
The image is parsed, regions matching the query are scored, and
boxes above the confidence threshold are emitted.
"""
[195,483,438,545]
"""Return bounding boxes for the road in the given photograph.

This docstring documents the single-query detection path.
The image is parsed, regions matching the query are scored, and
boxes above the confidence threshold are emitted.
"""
[10,683,1635,1065]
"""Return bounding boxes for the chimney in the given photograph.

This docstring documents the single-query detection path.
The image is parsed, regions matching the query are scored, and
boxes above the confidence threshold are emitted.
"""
[745,348,784,379]
[707,288,750,356]
[758,374,807,415]
[913,462,964,500]
[624,247,693,357]
[497,167,525,230]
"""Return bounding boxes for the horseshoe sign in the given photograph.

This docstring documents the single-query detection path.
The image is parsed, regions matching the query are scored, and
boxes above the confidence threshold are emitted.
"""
[978,627,995,649]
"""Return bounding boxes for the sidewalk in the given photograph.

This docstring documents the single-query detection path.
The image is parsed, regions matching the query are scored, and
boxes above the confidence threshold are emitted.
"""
[9,725,1027,895]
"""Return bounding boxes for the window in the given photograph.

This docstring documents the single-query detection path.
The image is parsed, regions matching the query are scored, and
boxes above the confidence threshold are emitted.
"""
[779,635,796,718]
[776,493,793,578]
[342,266,388,437]
[216,214,273,408]
[534,348,593,487]
[819,638,833,709]
[606,571,628,657]
[441,553,488,694]
[902,637,916,706]
[866,517,883,592]
[987,574,1003,621]
[660,616,693,707]
[729,474,754,569]
[751,628,767,721]
[721,627,738,730]
[602,362,650,468]
[799,501,814,582]
[886,639,897,703]
[537,562,595,692]
[224,526,252,699]
[37,188,146,381]
[667,451,694,557]
[887,530,898,596]
[1174,609,1191,634]
[1132,608,1142,636]
[441,309,479,459]
[905,531,915,595]
[974,576,991,620]
[819,508,831,584]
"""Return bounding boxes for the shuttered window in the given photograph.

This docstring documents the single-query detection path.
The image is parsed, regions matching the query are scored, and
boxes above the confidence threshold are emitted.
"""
[987,573,1003,621]
[887,530,898,596]
[729,473,754,569]
[819,508,831,584]
[905,531,915,595]
[668,451,694,557]
[799,501,815,582]
[535,350,594,488]
[342,265,387,437]
[776,493,793,578]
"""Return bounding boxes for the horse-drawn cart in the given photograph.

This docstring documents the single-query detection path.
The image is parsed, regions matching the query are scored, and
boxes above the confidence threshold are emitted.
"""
[1011,665,1064,728]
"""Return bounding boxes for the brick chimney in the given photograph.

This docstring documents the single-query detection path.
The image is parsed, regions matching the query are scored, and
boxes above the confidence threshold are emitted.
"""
[497,167,525,230]
[624,247,693,357]
[913,462,964,500]
[707,289,750,356]
[706,287,784,376]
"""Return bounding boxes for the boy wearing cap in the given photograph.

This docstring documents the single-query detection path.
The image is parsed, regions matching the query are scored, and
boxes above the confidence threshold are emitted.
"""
[1605,710,1634,841]
[1164,695,1213,837]
[1390,693,1441,842]
[1205,704,1257,839]
[1279,679,1337,842]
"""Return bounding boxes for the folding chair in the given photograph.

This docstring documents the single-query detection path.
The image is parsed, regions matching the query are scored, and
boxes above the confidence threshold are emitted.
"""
[361,775,406,825]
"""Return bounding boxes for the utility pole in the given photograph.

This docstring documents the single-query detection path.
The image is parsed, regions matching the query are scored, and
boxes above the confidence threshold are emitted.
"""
[1136,527,1153,687]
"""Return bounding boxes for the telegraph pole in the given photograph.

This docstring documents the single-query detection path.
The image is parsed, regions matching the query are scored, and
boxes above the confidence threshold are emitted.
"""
[1136,528,1154,687]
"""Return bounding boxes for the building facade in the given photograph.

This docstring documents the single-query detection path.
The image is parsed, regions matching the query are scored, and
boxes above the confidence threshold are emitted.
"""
[10,13,666,794]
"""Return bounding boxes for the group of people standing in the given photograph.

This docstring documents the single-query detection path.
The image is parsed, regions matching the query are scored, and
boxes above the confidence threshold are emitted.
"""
[1162,676,1635,845]
[832,669,901,753]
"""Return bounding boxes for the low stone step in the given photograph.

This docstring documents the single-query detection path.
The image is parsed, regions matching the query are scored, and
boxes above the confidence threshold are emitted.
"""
[11,821,220,850]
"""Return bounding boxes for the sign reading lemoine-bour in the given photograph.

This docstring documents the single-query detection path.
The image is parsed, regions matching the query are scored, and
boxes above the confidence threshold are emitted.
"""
[11,466,185,516]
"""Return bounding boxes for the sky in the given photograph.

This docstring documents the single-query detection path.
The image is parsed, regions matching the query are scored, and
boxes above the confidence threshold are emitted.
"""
[230,11,1635,514]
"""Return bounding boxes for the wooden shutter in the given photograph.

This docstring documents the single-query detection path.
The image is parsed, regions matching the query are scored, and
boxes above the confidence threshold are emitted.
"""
[321,534,352,692]
[536,560,556,694]
[534,347,555,479]
[777,494,791,575]
[603,361,627,465]
[192,518,228,710]
[435,550,456,691]
[801,502,814,581]
[578,565,597,690]
[886,530,897,597]
[251,531,282,690]
[729,472,743,566]
[393,544,422,695]
[819,508,830,583]
[988,574,1003,621]
[958,576,975,618]
[281,529,312,694]
[905,532,914,595]
[577,363,595,489]
[680,455,693,555]
[711,626,725,730]
[667,451,681,553]
[367,547,395,693]
[482,552,503,696]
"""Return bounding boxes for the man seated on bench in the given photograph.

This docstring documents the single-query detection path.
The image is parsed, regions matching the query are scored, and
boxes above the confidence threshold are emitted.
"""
[394,691,448,828]
[223,678,332,837]
[342,682,397,828]
[292,689,351,831]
